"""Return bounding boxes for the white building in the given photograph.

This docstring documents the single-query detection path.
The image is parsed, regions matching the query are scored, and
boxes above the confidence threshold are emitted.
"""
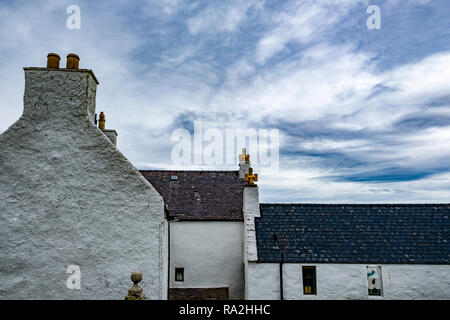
[141,170,246,299]
[243,185,450,300]
[139,150,253,299]
[0,54,168,299]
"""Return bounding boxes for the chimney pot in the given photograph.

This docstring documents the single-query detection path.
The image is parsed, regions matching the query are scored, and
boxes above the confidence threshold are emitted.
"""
[46,53,61,69]
[66,53,80,69]
[99,112,105,130]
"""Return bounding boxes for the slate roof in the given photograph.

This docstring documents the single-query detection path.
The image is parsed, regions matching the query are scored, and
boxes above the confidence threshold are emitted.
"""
[256,203,450,264]
[140,170,245,220]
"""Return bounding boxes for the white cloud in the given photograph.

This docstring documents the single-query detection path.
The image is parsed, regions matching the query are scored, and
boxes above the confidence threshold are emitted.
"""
[254,0,368,63]
[187,0,261,35]
[259,165,450,203]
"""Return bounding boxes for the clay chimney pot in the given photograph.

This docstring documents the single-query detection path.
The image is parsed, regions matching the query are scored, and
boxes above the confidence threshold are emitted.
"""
[46,53,60,69]
[66,53,80,69]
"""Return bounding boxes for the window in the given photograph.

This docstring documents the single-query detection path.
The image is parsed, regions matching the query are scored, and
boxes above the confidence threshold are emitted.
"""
[194,191,201,201]
[170,175,178,181]
[367,266,383,296]
[175,268,184,282]
[302,266,317,295]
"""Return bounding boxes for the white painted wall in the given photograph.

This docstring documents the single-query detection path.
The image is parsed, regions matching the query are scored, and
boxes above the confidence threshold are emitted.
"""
[0,68,167,299]
[170,221,244,299]
[241,164,450,300]
[247,262,450,300]
[243,185,260,300]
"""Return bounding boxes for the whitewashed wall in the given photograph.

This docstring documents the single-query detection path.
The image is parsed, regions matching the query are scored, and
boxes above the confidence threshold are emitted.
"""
[247,262,450,300]
[0,68,167,299]
[243,185,260,300]
[170,221,244,299]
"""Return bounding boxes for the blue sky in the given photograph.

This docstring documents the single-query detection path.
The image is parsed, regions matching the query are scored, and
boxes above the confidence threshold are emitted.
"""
[0,0,449,202]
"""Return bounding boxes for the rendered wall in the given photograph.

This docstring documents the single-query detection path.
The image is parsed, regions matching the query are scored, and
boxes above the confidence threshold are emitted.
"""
[247,262,450,300]
[0,68,167,299]
[243,185,260,300]
[170,221,244,299]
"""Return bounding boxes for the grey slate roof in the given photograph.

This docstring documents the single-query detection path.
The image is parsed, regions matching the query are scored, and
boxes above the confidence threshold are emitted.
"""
[256,203,450,264]
[140,170,245,220]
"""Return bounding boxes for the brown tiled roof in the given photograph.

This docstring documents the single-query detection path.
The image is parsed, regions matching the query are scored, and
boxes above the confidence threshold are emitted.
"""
[140,170,245,221]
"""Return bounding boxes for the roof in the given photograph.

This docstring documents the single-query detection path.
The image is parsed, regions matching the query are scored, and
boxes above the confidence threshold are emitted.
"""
[256,203,450,264]
[140,170,245,221]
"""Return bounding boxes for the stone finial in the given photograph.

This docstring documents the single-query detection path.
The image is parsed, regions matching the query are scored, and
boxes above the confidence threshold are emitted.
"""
[239,148,251,179]
[239,148,250,163]
[244,167,258,185]
[47,53,61,69]
[125,271,148,300]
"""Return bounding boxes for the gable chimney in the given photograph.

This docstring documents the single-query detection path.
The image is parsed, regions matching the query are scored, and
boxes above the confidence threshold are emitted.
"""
[23,53,99,126]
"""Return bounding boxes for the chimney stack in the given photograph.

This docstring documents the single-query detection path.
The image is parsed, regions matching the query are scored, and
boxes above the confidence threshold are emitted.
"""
[24,53,119,146]
[23,53,99,125]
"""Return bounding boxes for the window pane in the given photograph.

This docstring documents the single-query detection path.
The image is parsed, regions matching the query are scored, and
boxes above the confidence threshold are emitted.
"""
[175,268,184,282]
[302,266,317,295]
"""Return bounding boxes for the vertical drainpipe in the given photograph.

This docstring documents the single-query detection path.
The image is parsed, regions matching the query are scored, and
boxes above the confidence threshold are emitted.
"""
[165,205,172,300]
[280,253,284,300]
[167,220,170,300]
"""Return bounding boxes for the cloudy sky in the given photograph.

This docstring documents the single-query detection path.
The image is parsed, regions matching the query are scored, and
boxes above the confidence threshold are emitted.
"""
[0,0,449,202]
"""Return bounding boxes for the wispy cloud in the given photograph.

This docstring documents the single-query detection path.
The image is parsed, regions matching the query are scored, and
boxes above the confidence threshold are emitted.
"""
[187,0,261,35]
[254,0,369,63]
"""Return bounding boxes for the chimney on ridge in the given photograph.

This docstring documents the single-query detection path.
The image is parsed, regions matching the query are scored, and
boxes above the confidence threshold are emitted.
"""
[23,53,99,126]
[23,53,117,146]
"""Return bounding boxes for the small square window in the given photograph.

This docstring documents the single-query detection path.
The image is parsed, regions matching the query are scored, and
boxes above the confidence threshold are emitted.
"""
[302,266,317,295]
[367,266,383,296]
[170,175,179,181]
[175,268,184,282]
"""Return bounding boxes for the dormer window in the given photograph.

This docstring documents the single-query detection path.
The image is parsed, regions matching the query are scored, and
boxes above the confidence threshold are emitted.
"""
[170,175,178,181]
[194,191,200,200]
